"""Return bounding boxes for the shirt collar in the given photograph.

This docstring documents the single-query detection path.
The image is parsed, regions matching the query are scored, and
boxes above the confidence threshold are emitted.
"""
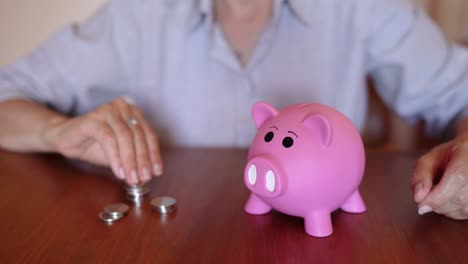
[194,0,310,30]
[286,0,311,26]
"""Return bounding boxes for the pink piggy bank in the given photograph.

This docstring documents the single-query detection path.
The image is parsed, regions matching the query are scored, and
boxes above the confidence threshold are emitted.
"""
[244,102,366,237]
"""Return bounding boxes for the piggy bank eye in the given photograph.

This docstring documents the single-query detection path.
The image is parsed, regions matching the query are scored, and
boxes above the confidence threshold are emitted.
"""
[264,131,274,142]
[282,137,294,148]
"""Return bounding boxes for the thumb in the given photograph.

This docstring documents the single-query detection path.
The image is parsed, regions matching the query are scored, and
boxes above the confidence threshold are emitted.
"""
[411,145,447,205]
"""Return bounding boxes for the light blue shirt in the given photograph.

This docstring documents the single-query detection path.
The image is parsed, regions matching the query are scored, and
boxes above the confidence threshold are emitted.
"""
[0,0,467,147]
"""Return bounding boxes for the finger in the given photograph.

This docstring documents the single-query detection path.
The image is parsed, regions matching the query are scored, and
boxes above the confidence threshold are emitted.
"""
[410,144,447,206]
[82,119,122,178]
[120,95,136,106]
[113,98,151,184]
[131,107,163,176]
[103,101,139,185]
[127,108,152,183]
[421,153,468,214]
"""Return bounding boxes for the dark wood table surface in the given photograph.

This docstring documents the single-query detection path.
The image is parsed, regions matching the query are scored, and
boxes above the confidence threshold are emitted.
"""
[0,148,466,264]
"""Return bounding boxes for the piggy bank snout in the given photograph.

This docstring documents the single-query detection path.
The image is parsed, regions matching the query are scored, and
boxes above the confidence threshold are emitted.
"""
[244,156,284,197]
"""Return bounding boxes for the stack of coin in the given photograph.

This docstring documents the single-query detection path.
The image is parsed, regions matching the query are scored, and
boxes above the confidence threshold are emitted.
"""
[151,196,177,214]
[98,203,129,224]
[125,183,150,205]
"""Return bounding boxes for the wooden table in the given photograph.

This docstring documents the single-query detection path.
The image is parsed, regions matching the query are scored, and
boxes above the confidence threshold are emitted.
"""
[0,148,466,263]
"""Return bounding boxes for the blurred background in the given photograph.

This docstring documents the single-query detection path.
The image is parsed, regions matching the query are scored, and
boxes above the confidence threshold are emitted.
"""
[0,0,106,66]
[0,0,467,150]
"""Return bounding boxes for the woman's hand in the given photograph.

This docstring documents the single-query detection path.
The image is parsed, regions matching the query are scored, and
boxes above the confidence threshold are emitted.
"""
[411,134,468,220]
[42,97,163,185]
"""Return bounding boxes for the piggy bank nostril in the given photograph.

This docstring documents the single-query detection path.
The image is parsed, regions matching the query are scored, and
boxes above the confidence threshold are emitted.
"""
[248,164,257,185]
[266,170,276,192]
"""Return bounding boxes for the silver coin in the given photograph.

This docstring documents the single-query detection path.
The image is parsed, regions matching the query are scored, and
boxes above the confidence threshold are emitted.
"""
[126,187,142,192]
[104,203,129,218]
[126,194,147,205]
[126,183,148,190]
[126,185,150,194]
[126,192,148,198]
[125,183,150,203]
[99,211,121,223]
[126,198,145,203]
[127,190,149,196]
[151,196,177,214]
[127,194,147,198]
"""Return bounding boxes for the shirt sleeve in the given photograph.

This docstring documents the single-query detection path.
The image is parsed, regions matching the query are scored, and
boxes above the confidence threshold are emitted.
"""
[364,0,468,136]
[0,0,141,114]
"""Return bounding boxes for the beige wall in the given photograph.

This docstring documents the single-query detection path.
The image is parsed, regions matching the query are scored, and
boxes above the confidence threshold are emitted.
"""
[423,0,468,42]
[0,0,106,67]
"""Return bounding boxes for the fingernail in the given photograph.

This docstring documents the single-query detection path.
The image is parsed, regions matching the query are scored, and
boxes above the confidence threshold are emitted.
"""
[153,164,163,176]
[142,168,151,181]
[118,168,125,179]
[130,170,138,183]
[418,205,433,215]
[414,184,424,201]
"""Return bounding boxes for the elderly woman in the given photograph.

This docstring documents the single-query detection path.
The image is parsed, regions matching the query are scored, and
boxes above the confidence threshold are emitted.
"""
[0,0,467,219]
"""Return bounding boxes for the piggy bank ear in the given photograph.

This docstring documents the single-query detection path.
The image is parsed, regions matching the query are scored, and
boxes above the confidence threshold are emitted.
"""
[252,102,278,128]
[302,114,332,147]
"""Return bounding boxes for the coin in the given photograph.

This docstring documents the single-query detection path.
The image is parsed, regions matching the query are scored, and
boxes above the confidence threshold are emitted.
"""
[127,189,149,195]
[125,183,150,204]
[126,183,148,190]
[151,196,177,214]
[99,211,120,224]
[104,203,129,218]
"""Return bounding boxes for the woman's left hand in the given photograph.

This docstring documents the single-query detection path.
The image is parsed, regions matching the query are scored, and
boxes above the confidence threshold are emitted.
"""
[410,135,468,220]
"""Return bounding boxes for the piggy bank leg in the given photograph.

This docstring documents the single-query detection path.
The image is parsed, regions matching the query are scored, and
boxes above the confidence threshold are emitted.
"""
[244,193,272,215]
[304,211,333,237]
[340,190,366,213]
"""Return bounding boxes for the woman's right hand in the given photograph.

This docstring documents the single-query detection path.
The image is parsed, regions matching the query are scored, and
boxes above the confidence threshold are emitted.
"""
[42,97,163,185]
